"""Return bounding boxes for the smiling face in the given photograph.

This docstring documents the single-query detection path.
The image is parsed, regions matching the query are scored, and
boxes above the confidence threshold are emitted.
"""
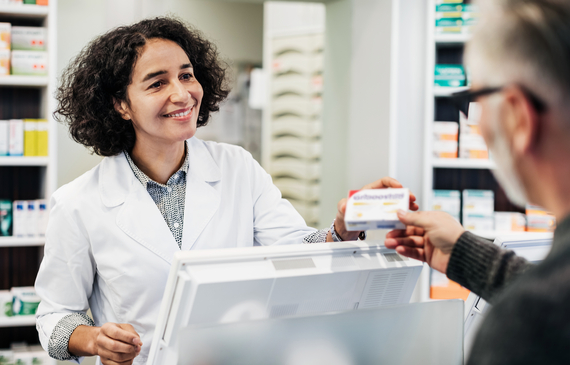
[116,38,203,151]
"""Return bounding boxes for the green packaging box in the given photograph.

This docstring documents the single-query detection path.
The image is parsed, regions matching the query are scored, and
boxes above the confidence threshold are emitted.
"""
[0,200,12,236]
[434,65,466,87]
[436,4,464,12]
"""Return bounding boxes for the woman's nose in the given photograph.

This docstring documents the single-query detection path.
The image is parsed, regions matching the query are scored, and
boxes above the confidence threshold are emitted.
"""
[169,80,191,104]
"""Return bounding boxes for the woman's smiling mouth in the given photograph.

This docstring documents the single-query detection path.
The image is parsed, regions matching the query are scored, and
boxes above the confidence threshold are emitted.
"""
[164,105,194,118]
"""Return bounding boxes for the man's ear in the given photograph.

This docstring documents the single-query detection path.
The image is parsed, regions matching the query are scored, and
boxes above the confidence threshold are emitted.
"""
[503,86,540,155]
[113,98,131,121]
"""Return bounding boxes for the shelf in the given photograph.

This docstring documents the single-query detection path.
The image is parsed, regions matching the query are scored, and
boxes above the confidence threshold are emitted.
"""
[0,76,49,87]
[0,4,48,18]
[0,157,49,166]
[0,237,45,247]
[435,33,472,44]
[433,86,469,97]
[469,230,551,241]
[0,315,36,328]
[432,158,495,169]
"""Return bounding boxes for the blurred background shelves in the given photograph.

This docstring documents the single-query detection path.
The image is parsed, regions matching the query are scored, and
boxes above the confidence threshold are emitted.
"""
[0,75,48,87]
[0,4,48,19]
[0,315,35,328]
[433,86,469,97]
[435,33,471,44]
[0,236,44,247]
[432,158,495,169]
[0,156,49,166]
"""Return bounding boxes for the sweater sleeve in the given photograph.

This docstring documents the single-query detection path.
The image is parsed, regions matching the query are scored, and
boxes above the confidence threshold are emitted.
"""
[446,231,534,303]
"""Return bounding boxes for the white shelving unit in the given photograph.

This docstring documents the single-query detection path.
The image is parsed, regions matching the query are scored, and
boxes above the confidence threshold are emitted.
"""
[0,236,44,247]
[0,0,57,336]
[0,75,48,87]
[421,0,495,302]
[432,158,495,169]
[0,156,49,166]
[0,315,36,328]
[433,85,469,97]
[262,3,326,228]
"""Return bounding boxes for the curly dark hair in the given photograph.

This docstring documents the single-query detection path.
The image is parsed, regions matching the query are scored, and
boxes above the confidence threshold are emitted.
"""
[55,17,230,156]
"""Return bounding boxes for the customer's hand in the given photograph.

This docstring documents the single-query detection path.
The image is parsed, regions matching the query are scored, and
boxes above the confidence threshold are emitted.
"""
[96,323,142,365]
[328,177,419,242]
[384,210,465,273]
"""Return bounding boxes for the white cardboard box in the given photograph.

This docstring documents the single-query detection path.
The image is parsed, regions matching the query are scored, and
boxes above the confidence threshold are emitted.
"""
[345,188,409,230]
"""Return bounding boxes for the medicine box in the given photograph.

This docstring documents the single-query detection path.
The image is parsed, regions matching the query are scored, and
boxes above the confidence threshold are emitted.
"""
[11,26,46,51]
[0,200,12,236]
[459,102,488,159]
[433,122,458,158]
[463,190,494,229]
[434,65,466,87]
[495,212,526,232]
[11,199,48,237]
[0,22,10,51]
[0,49,9,76]
[463,189,494,214]
[526,204,556,232]
[345,188,409,231]
[435,18,464,33]
[8,119,23,156]
[432,190,460,222]
[23,119,37,156]
[11,287,40,316]
[0,120,8,155]
[11,50,48,76]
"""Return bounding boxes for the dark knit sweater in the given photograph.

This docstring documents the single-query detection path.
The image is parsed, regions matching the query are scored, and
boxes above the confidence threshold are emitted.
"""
[447,215,570,365]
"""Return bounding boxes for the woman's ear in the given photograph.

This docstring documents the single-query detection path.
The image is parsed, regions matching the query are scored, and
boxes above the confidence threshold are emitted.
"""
[113,98,131,121]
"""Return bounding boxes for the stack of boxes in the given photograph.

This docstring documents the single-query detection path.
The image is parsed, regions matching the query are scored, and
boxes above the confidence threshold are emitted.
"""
[0,287,40,317]
[433,102,489,160]
[526,204,557,232]
[435,1,478,34]
[0,23,48,77]
[0,119,48,156]
[0,199,48,237]
[462,190,495,231]
[494,211,527,232]
[0,345,52,365]
[0,0,49,4]
[431,190,460,221]
[434,64,466,88]
[429,189,469,299]
[431,189,556,233]
[459,102,488,159]
[268,33,324,227]
[433,122,458,158]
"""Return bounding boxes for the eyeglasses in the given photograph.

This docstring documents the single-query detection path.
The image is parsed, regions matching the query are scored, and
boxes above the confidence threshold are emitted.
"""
[450,85,547,117]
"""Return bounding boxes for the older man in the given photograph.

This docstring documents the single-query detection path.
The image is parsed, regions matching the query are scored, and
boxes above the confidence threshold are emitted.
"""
[385,0,570,364]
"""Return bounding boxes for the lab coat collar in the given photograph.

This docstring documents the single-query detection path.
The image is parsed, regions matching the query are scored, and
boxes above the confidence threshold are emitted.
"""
[98,138,222,207]
[98,138,222,262]
[181,137,221,250]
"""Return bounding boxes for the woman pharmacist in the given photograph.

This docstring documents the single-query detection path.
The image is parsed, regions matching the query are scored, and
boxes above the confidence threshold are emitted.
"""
[34,17,417,365]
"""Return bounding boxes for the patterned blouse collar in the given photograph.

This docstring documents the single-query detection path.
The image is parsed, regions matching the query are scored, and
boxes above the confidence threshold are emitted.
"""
[124,141,190,188]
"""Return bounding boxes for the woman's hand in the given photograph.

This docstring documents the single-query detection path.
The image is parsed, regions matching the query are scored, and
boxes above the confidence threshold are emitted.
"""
[327,177,419,242]
[384,210,465,273]
[69,322,142,365]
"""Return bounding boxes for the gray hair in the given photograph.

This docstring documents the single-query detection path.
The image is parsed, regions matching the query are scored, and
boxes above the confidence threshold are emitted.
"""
[467,0,570,107]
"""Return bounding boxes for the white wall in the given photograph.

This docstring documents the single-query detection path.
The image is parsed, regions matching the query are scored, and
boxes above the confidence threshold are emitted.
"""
[56,0,264,187]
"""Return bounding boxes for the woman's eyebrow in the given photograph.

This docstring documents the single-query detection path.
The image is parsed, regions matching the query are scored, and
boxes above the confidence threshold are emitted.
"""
[142,64,193,83]
[143,70,167,82]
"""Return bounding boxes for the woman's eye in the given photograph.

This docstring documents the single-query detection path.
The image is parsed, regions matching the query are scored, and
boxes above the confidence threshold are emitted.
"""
[150,81,163,89]
[181,73,193,81]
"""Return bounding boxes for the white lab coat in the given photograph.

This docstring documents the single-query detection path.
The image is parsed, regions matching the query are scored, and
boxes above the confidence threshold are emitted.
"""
[35,137,316,364]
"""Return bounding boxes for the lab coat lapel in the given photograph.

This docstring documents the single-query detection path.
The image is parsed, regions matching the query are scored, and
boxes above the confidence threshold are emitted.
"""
[181,138,221,250]
[100,153,179,264]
